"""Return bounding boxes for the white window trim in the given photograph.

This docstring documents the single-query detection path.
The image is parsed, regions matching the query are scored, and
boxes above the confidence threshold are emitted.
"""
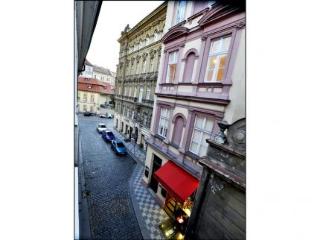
[175,1,186,24]
[143,60,147,73]
[138,88,143,102]
[189,116,213,156]
[146,88,151,100]
[204,36,231,83]
[158,108,170,138]
[166,51,178,83]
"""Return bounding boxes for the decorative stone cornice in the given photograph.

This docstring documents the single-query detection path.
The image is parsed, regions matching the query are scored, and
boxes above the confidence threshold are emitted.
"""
[198,3,243,27]
[136,55,141,63]
[162,26,189,44]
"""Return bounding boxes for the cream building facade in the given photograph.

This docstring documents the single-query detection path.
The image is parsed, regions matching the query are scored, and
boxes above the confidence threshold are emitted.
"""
[77,77,114,114]
[114,2,167,149]
[80,60,116,86]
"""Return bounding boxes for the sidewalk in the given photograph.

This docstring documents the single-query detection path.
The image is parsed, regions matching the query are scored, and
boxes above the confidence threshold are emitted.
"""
[114,128,169,239]
[129,164,169,240]
[113,129,147,165]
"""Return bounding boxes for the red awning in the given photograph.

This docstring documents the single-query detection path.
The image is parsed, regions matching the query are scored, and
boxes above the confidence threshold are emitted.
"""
[154,161,199,203]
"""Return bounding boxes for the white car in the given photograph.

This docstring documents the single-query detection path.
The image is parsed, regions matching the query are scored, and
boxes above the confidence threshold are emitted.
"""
[107,113,113,119]
[96,123,107,133]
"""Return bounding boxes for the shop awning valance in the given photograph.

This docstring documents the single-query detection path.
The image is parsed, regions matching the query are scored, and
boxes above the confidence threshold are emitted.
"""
[154,161,199,203]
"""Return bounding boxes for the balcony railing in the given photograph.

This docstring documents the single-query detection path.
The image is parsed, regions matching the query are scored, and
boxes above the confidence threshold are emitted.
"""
[142,99,154,105]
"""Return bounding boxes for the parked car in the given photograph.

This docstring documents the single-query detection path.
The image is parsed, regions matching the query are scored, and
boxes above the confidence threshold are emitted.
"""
[102,130,115,143]
[99,114,107,118]
[111,139,127,155]
[107,113,113,119]
[96,123,107,133]
[84,112,94,116]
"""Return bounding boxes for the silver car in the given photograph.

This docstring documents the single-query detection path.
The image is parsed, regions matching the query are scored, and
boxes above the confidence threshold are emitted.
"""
[96,123,107,133]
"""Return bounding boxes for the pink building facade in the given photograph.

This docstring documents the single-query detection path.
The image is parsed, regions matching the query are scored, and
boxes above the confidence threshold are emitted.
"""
[142,0,245,222]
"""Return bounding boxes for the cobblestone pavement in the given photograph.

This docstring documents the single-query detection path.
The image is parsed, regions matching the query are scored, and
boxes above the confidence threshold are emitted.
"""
[130,164,169,239]
[78,115,143,239]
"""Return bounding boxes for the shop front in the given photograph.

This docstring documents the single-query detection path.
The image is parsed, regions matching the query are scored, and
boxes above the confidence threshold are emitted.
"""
[153,161,199,239]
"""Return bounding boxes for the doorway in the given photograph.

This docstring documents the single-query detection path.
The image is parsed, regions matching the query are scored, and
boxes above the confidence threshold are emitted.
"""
[134,127,138,142]
[150,154,162,193]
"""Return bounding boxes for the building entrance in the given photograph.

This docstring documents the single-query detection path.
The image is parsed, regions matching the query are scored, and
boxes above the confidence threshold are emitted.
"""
[150,154,162,193]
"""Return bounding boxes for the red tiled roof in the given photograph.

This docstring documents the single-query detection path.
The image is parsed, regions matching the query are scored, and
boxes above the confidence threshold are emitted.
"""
[77,77,114,95]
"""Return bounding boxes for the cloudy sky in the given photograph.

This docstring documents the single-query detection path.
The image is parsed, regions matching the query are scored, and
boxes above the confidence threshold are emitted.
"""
[86,1,164,72]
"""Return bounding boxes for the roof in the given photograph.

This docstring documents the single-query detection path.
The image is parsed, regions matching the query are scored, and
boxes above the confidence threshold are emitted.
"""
[84,59,94,67]
[154,161,199,203]
[118,1,167,42]
[78,77,114,95]
[76,1,102,73]
[84,59,113,75]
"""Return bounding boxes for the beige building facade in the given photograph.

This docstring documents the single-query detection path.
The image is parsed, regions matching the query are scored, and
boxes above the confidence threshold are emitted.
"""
[77,77,114,114]
[114,2,167,148]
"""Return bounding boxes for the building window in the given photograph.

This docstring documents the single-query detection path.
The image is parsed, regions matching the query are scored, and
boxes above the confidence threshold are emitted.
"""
[154,32,158,42]
[172,116,184,147]
[175,0,186,24]
[83,93,87,102]
[83,105,87,112]
[90,95,95,103]
[150,58,154,72]
[129,87,132,97]
[138,88,143,103]
[166,51,178,83]
[183,52,196,82]
[158,108,170,138]
[146,88,151,100]
[205,36,231,82]
[134,87,138,98]
[189,115,214,157]
[142,60,147,73]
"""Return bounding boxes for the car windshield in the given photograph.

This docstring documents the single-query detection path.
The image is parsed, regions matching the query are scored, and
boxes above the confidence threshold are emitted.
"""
[117,143,125,148]
[99,124,106,128]
[107,132,114,137]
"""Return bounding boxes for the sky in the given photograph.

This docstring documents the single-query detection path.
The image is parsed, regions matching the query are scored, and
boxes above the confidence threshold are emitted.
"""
[86,1,164,73]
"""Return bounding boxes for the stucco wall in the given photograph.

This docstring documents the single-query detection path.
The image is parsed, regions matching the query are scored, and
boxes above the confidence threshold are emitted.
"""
[223,29,245,124]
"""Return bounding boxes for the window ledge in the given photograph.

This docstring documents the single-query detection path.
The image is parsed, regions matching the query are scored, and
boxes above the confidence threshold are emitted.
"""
[159,82,177,86]
[198,82,230,87]
[154,134,165,141]
[185,151,201,161]
[171,143,180,149]
[168,20,187,31]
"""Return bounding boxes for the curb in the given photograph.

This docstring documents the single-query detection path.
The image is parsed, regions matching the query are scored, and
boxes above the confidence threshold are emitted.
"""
[78,135,92,239]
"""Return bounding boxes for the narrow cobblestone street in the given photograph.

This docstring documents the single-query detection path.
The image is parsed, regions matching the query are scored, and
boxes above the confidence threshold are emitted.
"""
[78,115,143,239]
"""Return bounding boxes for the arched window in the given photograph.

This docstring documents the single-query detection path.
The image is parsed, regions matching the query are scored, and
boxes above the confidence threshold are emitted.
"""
[172,116,185,147]
[183,52,196,82]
